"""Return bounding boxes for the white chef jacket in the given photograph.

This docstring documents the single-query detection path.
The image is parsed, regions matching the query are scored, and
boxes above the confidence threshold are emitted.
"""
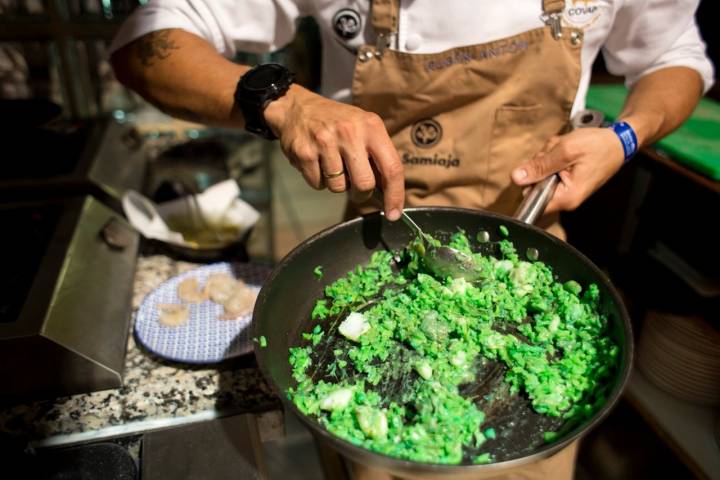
[110,0,714,114]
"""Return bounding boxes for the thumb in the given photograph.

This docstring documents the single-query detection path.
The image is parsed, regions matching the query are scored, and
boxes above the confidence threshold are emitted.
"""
[512,148,568,186]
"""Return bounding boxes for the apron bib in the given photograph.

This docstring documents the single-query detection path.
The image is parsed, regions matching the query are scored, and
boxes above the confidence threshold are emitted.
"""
[347,0,582,237]
[345,2,583,478]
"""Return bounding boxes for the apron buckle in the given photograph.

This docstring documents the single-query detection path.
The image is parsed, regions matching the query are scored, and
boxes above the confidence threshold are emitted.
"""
[375,32,395,56]
[540,12,563,40]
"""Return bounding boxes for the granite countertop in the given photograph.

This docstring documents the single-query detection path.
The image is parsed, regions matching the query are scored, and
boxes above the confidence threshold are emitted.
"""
[0,255,280,446]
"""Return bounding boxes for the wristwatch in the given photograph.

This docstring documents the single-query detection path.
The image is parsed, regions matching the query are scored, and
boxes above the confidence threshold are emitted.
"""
[234,63,294,140]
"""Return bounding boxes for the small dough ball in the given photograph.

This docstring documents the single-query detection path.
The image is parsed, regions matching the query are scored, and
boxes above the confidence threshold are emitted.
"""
[177,277,207,303]
[205,273,238,304]
[157,304,189,327]
[219,284,257,320]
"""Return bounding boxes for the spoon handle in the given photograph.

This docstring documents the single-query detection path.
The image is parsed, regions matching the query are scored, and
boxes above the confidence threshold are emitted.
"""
[398,210,427,240]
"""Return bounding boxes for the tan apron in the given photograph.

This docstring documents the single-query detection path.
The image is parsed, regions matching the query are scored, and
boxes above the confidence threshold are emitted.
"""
[344,0,583,478]
[347,0,584,238]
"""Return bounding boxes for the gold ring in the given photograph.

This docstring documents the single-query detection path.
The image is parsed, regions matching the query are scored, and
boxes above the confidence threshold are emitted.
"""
[323,169,345,179]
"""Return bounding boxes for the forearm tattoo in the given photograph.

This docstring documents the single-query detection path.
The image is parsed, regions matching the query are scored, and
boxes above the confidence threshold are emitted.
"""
[136,30,179,67]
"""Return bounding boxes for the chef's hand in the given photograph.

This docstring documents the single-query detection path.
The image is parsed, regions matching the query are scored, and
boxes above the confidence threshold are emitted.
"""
[264,85,404,221]
[510,128,625,213]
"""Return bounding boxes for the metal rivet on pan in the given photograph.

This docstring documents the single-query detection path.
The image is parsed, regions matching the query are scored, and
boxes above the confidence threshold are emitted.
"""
[476,231,490,243]
[526,248,539,261]
[570,31,583,45]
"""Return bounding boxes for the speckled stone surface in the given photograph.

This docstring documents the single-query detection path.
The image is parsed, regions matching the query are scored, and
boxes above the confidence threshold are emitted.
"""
[0,256,280,442]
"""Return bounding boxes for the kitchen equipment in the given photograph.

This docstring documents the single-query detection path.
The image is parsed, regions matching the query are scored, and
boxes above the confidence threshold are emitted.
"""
[0,196,139,401]
[0,101,146,400]
[142,415,266,480]
[6,415,277,480]
[0,98,62,127]
[134,262,271,364]
[638,311,720,406]
[0,100,146,211]
[122,180,260,261]
[373,190,480,281]
[34,443,138,480]
[253,105,630,475]
[253,206,632,478]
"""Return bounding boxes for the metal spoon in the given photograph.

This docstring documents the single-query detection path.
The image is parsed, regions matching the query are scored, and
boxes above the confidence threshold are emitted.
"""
[373,191,482,281]
[372,109,606,281]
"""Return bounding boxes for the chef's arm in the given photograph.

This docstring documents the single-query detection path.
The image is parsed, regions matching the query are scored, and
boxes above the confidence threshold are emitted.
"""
[511,66,704,213]
[617,66,703,146]
[111,29,248,126]
[111,29,404,220]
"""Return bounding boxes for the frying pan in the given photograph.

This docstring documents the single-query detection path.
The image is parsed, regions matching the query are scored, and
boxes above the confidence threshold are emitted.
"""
[253,113,632,479]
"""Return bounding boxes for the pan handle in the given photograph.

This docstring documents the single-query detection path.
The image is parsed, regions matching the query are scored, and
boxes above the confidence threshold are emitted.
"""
[514,174,560,225]
[512,109,605,225]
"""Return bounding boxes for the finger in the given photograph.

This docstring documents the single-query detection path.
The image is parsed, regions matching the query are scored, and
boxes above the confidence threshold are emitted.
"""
[341,139,377,194]
[317,138,348,193]
[348,185,374,206]
[540,135,561,154]
[517,136,560,191]
[328,117,376,200]
[543,182,566,214]
[282,143,301,171]
[512,144,571,186]
[300,162,324,190]
[320,154,347,192]
[544,170,574,213]
[294,147,324,190]
[366,131,404,221]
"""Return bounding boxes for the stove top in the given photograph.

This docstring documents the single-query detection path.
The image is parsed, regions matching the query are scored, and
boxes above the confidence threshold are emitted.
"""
[0,203,62,324]
[0,101,146,400]
[0,109,146,211]
[1,122,94,180]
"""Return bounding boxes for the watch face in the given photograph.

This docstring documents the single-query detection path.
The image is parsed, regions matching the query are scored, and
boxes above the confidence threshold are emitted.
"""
[244,64,286,91]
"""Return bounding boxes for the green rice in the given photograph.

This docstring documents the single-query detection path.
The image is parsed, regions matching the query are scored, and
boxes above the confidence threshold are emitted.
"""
[288,231,618,465]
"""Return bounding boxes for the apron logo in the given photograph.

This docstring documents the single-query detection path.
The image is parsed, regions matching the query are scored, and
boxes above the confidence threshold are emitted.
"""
[411,119,443,148]
[562,0,605,29]
[332,8,362,39]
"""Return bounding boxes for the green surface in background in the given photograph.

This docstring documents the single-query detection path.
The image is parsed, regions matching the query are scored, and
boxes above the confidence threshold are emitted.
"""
[586,84,720,180]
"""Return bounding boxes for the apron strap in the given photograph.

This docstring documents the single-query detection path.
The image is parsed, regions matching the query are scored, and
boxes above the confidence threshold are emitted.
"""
[541,0,565,39]
[371,0,399,35]
[542,0,565,14]
[370,0,399,51]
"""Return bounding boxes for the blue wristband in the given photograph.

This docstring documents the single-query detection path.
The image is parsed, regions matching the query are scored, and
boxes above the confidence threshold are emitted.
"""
[610,121,639,163]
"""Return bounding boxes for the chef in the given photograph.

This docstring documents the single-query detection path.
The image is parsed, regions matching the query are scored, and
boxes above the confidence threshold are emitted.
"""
[110,0,713,477]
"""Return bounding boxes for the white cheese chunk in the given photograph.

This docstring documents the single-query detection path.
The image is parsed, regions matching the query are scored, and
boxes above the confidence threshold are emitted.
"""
[339,312,370,342]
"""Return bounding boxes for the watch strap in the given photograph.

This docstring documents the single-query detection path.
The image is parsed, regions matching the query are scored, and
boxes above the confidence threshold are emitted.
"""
[238,97,277,140]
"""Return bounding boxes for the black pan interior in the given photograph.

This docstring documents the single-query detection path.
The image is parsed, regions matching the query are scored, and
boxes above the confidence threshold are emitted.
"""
[254,208,632,467]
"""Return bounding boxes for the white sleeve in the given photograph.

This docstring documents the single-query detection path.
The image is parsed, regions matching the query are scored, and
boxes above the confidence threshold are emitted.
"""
[601,0,714,93]
[109,0,307,58]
